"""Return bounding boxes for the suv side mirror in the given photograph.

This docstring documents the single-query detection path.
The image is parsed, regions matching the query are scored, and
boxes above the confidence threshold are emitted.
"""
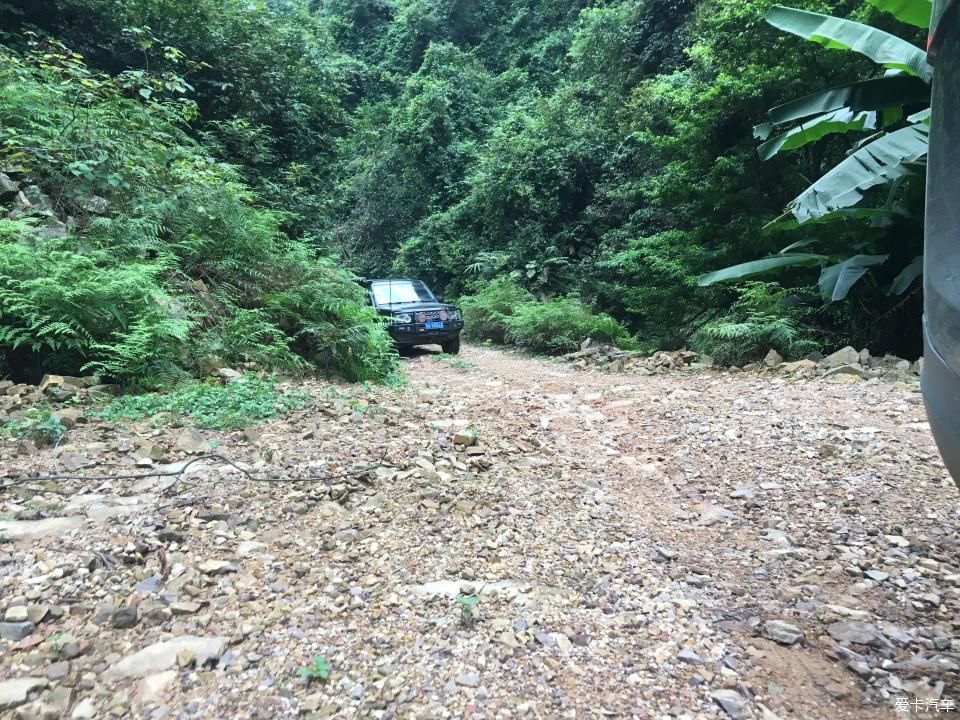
[436,294,445,303]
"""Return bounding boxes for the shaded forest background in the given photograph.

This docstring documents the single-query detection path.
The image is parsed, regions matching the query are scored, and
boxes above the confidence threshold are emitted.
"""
[0,0,929,383]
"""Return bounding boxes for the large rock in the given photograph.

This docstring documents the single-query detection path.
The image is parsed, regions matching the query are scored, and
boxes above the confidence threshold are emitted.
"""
[780,359,818,374]
[38,375,64,394]
[175,428,207,454]
[453,429,478,447]
[137,670,177,705]
[823,364,868,379]
[764,619,803,645]
[0,172,19,198]
[0,622,35,641]
[71,698,96,719]
[827,621,889,648]
[104,636,227,680]
[0,517,84,541]
[197,560,238,576]
[823,346,860,368]
[710,689,748,719]
[22,186,54,215]
[53,409,85,429]
[0,678,48,711]
[697,505,735,527]
[86,384,121,398]
[3,607,28,623]
[762,349,783,368]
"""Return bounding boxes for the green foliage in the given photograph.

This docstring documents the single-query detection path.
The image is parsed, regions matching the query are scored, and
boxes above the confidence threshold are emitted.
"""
[0,0,932,373]
[193,310,309,376]
[0,40,398,384]
[95,375,308,430]
[2,408,66,443]
[504,297,636,354]
[297,656,331,683]
[765,5,932,80]
[456,593,479,626]
[865,0,932,27]
[698,254,827,286]
[701,0,929,353]
[691,283,823,365]
[787,122,928,222]
[0,241,180,378]
[460,278,634,354]
[460,278,534,345]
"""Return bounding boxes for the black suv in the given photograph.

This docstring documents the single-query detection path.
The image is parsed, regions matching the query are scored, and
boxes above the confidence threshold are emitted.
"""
[366,279,464,354]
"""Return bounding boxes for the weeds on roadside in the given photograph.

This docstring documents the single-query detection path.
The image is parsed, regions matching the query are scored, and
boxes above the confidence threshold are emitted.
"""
[95,375,308,430]
[2,409,65,443]
[297,655,331,683]
[16,498,65,519]
[449,359,478,371]
[457,593,479,626]
[431,354,478,371]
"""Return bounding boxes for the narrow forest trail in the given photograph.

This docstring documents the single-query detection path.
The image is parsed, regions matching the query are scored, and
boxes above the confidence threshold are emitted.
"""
[1,345,958,720]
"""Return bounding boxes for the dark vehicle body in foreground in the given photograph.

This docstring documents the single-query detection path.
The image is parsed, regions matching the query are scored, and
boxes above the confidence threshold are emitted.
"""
[925,0,960,485]
[366,279,464,354]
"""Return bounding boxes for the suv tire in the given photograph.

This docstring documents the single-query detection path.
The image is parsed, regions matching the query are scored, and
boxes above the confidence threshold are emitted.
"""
[441,336,461,355]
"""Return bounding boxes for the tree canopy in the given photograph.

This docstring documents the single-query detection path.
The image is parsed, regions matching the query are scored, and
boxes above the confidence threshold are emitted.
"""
[0,0,933,382]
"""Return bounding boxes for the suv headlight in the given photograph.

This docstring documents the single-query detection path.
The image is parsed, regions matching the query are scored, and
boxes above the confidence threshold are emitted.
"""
[393,313,412,323]
[448,309,461,321]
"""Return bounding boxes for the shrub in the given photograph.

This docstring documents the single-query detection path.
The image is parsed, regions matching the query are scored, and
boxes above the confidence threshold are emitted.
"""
[460,278,636,354]
[691,282,822,366]
[2,409,66,443]
[460,278,534,344]
[0,41,398,385]
[0,239,187,382]
[504,295,636,354]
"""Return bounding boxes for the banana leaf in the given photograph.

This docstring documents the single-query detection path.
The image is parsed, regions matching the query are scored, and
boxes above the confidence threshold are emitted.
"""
[866,0,932,28]
[766,5,933,81]
[697,254,826,286]
[819,254,890,300]
[764,75,930,127]
[764,207,904,233]
[889,255,923,294]
[787,123,929,222]
[758,109,877,159]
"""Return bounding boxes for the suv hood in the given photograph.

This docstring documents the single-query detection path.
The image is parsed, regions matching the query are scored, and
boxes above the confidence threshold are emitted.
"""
[377,302,456,313]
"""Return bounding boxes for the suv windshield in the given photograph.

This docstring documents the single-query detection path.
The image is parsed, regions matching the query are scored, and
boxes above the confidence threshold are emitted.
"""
[371,280,436,306]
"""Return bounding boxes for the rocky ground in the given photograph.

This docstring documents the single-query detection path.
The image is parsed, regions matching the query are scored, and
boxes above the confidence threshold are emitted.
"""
[1,345,958,720]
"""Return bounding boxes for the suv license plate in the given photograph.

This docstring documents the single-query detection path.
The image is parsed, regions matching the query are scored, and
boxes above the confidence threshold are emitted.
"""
[425,321,444,330]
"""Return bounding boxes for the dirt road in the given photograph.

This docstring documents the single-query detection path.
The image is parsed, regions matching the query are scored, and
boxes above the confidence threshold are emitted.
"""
[1,345,957,719]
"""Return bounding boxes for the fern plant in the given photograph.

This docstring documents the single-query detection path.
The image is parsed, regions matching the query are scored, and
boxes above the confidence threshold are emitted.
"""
[0,40,399,385]
[692,282,823,365]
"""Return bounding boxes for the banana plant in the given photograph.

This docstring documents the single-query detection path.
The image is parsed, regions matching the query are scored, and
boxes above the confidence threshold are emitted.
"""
[700,0,932,301]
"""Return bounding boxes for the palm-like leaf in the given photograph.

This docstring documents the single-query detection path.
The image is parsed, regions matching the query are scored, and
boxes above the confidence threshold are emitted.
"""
[765,5,933,81]
[765,207,905,233]
[866,0,932,28]
[697,254,826,286]
[787,123,929,221]
[761,75,930,129]
[758,108,878,159]
[818,254,890,300]
[889,254,923,294]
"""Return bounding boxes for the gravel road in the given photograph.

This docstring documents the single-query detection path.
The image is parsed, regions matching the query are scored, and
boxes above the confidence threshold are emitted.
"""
[1,345,957,719]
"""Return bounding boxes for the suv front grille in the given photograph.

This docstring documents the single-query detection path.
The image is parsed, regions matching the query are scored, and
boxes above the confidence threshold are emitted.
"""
[415,310,448,323]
